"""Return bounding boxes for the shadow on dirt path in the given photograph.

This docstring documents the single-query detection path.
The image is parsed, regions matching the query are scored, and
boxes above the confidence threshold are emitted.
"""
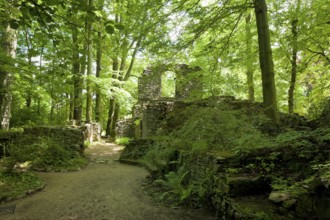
[1,142,216,220]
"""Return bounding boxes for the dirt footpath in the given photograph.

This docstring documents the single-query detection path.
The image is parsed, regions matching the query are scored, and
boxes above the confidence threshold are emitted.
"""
[2,142,216,220]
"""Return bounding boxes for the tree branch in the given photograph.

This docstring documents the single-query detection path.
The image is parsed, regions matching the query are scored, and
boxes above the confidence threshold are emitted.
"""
[307,48,330,63]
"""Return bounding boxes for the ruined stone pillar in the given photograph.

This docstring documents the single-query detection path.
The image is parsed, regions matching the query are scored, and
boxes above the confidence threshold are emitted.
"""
[138,67,162,101]
[175,64,203,100]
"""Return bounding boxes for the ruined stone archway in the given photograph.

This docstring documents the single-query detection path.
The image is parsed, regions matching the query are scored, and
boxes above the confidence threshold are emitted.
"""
[132,64,204,138]
[161,71,176,98]
[138,64,203,101]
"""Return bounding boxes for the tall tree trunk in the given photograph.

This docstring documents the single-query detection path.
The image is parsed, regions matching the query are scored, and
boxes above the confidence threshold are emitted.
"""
[288,19,298,114]
[288,0,301,114]
[69,93,74,121]
[109,101,119,138]
[94,0,104,124]
[77,45,87,122]
[254,0,279,123]
[245,12,255,101]
[106,37,142,138]
[24,29,33,108]
[72,24,83,123]
[106,98,115,137]
[50,98,55,122]
[108,54,127,137]
[85,0,93,123]
[0,23,17,130]
[123,38,142,81]
[49,51,55,123]
[37,46,44,116]
[105,58,119,137]
[95,32,102,122]
[105,5,142,138]
[106,9,120,138]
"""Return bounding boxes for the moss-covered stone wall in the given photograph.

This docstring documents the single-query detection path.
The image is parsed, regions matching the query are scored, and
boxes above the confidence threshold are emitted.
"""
[0,126,85,158]
[24,127,85,154]
[132,64,203,139]
[120,138,330,219]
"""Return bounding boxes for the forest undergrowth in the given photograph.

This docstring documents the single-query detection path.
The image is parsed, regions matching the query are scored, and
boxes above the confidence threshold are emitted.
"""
[120,98,330,219]
[0,131,88,202]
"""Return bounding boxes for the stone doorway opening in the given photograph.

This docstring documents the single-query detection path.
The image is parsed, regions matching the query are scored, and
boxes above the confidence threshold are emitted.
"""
[161,71,176,98]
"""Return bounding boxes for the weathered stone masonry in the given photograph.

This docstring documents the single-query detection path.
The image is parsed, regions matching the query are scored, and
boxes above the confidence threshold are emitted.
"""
[132,64,203,138]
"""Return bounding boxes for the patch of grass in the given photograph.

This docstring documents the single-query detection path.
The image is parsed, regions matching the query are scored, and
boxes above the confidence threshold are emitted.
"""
[115,137,132,146]
[33,155,88,172]
[84,141,91,148]
[0,171,44,202]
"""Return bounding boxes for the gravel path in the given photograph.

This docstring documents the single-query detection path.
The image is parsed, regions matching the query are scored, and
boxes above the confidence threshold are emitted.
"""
[2,142,216,220]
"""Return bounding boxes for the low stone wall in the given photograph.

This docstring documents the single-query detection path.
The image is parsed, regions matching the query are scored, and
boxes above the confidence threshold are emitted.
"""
[0,130,22,157]
[24,126,85,154]
[0,126,86,158]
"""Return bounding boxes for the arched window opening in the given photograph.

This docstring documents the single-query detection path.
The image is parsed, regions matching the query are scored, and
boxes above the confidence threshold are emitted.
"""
[161,71,176,98]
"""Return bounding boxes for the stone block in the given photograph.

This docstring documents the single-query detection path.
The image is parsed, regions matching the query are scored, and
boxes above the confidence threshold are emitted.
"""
[227,175,271,197]
[268,191,292,204]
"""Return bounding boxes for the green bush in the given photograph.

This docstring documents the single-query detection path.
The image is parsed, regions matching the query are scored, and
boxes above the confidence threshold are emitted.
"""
[172,108,272,152]
[143,142,178,175]
[115,137,132,146]
[31,139,87,171]
[152,168,192,206]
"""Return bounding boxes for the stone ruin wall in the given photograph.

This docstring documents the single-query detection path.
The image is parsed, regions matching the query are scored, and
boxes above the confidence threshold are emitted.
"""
[0,123,102,159]
[138,67,163,101]
[174,64,203,100]
[0,126,85,158]
[132,64,203,139]
[67,120,101,143]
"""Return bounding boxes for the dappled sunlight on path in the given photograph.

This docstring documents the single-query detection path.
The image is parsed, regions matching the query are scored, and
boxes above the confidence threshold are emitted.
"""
[85,142,124,163]
[1,141,216,220]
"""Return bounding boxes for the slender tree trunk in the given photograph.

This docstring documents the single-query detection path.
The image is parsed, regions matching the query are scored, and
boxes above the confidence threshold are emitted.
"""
[78,45,87,122]
[105,58,119,137]
[254,0,279,123]
[49,85,55,123]
[109,101,119,138]
[50,98,54,122]
[37,46,44,116]
[0,24,17,130]
[106,98,115,137]
[288,0,301,114]
[108,55,127,137]
[95,32,102,122]
[49,53,55,123]
[288,19,298,114]
[24,29,33,108]
[105,5,142,138]
[107,40,130,138]
[85,0,93,123]
[123,38,142,81]
[37,98,41,115]
[72,24,83,123]
[69,93,74,120]
[245,12,255,101]
[106,37,142,137]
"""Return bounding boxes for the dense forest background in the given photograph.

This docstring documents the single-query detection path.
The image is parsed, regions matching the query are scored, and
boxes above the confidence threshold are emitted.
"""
[0,0,329,135]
